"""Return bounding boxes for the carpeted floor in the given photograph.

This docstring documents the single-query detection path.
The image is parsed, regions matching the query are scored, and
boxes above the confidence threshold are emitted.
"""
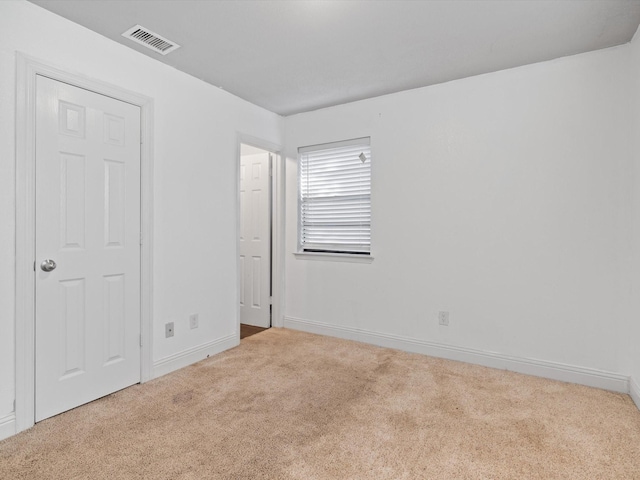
[1,328,639,479]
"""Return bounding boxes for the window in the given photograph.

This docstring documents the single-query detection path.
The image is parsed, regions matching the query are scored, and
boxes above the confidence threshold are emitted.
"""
[299,137,371,255]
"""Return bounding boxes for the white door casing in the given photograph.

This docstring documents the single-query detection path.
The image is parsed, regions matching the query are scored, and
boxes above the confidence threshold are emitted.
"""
[35,75,141,421]
[239,151,271,328]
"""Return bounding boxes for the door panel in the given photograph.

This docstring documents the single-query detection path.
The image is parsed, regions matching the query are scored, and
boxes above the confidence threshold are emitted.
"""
[35,75,141,421]
[239,151,271,328]
[59,278,86,379]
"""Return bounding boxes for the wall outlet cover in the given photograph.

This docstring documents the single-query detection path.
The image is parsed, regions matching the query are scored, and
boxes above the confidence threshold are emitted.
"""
[438,311,449,326]
[190,313,199,329]
[165,322,174,337]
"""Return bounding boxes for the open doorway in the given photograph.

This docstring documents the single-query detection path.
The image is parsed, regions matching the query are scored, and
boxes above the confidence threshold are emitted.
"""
[239,143,273,339]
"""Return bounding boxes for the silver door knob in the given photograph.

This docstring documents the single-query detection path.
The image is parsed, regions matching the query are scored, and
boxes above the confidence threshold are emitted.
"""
[40,259,57,272]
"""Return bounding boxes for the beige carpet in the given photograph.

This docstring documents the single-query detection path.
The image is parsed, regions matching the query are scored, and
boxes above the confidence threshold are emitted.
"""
[1,328,639,479]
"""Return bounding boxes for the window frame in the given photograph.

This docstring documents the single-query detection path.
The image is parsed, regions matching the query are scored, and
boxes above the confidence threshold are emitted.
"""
[297,137,372,260]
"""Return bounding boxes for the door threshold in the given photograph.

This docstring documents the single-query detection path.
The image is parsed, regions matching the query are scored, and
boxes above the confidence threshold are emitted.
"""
[240,324,269,340]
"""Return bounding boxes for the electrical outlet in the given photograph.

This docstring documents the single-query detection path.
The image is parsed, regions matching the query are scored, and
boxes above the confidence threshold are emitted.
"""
[189,313,199,329]
[438,311,449,326]
[165,322,174,338]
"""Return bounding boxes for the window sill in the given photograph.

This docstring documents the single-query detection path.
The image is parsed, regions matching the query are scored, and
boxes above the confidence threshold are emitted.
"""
[293,251,374,263]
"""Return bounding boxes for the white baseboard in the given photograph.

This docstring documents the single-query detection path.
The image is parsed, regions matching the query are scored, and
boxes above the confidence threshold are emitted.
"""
[630,377,640,411]
[0,413,16,441]
[283,316,630,393]
[153,334,238,379]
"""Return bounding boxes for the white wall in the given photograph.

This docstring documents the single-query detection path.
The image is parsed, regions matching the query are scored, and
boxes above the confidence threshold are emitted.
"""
[0,0,282,425]
[284,45,633,381]
[628,26,640,404]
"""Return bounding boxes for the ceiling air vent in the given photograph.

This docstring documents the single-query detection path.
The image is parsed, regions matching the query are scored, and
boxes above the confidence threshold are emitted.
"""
[121,25,180,55]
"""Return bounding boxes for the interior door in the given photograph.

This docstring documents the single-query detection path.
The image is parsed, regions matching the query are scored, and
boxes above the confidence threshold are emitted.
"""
[239,151,271,328]
[35,75,141,422]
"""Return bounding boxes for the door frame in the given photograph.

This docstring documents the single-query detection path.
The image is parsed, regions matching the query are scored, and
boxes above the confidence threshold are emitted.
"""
[236,134,285,333]
[14,53,154,433]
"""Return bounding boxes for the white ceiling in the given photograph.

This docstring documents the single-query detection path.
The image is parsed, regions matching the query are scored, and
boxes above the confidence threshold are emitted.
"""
[28,0,640,116]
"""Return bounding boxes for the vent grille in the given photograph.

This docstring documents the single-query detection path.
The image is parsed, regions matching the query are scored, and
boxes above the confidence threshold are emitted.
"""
[121,25,180,55]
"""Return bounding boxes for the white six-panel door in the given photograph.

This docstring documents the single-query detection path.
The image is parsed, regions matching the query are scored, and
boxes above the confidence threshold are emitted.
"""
[35,75,141,421]
[239,152,271,328]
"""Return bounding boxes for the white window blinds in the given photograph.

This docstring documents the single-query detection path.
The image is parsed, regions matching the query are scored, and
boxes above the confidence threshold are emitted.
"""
[299,138,371,254]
